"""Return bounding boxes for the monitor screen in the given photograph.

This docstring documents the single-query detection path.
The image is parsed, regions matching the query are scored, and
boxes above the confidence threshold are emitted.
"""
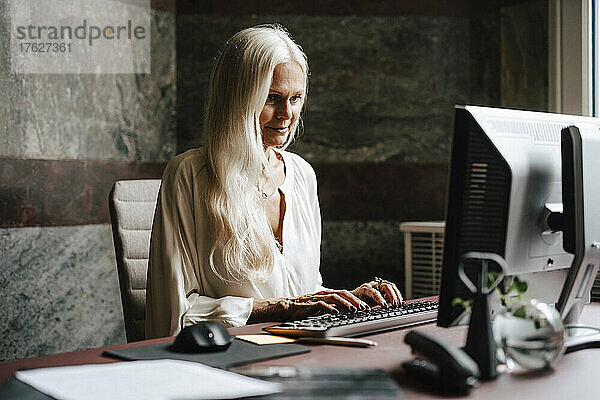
[437,106,600,327]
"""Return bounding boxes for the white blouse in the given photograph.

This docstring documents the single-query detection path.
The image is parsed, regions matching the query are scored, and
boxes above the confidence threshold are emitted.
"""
[145,147,325,339]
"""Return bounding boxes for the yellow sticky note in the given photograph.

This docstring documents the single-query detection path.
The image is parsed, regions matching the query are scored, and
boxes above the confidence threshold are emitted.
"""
[236,334,297,345]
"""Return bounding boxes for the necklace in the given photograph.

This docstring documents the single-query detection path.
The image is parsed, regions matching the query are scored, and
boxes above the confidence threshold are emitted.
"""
[259,150,278,199]
[260,187,277,199]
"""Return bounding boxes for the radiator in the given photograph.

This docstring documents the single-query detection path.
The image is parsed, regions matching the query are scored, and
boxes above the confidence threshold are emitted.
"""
[592,273,600,302]
[400,221,445,300]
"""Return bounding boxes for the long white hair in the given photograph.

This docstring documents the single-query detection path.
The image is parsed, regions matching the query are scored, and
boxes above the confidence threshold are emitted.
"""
[203,25,309,281]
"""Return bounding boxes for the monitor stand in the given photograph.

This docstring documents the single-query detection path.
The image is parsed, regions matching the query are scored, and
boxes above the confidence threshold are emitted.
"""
[556,126,600,354]
[565,326,600,353]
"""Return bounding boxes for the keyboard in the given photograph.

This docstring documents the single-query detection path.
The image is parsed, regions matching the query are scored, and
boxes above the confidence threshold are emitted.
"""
[264,300,438,338]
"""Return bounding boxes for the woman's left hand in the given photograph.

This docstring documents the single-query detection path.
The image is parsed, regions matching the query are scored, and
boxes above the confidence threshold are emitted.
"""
[351,278,403,308]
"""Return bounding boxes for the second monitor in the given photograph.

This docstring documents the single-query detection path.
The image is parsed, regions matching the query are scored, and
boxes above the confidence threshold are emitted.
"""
[438,105,600,328]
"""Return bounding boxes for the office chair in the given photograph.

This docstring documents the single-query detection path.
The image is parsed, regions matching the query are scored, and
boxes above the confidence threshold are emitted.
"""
[109,179,161,342]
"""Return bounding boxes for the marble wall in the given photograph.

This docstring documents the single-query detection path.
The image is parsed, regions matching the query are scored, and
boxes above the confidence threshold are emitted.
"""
[0,4,176,361]
[0,12,176,161]
[0,226,122,359]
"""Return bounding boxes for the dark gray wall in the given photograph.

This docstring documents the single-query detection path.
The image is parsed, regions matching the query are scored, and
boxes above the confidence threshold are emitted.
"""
[500,1,548,110]
[177,14,500,161]
[176,2,548,292]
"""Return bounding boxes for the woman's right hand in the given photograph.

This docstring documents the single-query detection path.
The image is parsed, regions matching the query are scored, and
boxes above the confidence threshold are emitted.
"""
[248,290,370,323]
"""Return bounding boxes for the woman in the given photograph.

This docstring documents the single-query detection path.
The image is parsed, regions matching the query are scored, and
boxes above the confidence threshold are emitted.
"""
[145,24,402,339]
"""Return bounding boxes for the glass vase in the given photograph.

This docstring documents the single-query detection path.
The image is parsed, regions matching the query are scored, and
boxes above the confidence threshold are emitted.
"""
[493,299,566,372]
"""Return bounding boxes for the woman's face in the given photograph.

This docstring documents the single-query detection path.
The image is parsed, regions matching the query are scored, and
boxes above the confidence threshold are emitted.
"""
[259,62,305,149]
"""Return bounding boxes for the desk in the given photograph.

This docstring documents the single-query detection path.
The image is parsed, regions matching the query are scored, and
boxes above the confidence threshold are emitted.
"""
[2,303,600,399]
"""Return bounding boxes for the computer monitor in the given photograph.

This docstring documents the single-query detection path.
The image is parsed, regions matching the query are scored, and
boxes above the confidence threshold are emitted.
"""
[437,106,600,336]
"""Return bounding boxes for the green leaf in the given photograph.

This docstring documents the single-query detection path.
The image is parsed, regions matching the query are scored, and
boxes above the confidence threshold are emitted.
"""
[513,277,528,293]
[451,297,472,314]
[512,305,526,318]
[486,271,500,288]
[506,276,528,295]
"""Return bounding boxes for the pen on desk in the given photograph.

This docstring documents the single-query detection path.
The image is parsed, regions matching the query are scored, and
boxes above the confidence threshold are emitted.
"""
[297,337,377,347]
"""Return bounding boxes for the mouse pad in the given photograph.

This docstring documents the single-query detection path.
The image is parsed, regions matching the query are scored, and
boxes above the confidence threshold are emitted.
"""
[103,338,311,369]
[0,378,53,400]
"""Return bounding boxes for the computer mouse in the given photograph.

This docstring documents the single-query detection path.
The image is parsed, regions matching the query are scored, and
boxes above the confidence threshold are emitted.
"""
[171,321,234,353]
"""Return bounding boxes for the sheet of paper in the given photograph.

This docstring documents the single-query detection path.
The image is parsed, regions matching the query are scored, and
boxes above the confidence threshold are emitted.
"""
[16,359,281,400]
[236,334,297,345]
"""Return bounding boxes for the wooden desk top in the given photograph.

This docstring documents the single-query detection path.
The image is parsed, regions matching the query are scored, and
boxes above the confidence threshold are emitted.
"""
[2,303,600,399]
